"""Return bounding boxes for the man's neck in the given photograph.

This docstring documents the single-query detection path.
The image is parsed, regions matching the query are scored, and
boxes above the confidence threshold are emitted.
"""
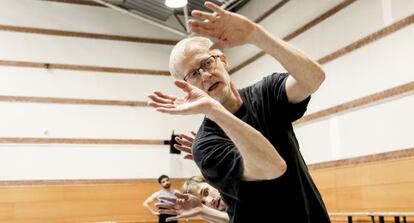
[162,188,173,193]
[221,82,243,114]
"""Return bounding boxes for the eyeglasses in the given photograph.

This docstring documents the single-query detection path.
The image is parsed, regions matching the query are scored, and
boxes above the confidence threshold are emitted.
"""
[183,55,220,84]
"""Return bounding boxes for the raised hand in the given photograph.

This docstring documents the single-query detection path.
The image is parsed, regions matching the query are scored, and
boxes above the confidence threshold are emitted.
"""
[174,131,197,160]
[156,192,203,222]
[148,80,220,116]
[189,1,257,49]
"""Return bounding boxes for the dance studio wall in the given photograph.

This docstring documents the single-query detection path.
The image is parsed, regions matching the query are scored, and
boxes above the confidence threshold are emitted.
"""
[230,0,414,164]
[0,0,202,181]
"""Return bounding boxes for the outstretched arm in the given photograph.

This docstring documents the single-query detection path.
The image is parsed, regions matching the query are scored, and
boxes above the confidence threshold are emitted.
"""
[148,81,286,181]
[189,2,325,103]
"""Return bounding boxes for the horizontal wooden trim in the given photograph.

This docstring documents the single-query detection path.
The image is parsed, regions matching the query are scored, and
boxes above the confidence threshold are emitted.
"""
[0,95,148,107]
[0,178,187,186]
[42,0,104,7]
[0,24,179,45]
[0,60,170,76]
[284,0,357,42]
[318,14,414,64]
[309,147,414,170]
[254,0,289,23]
[2,148,412,186]
[294,81,414,126]
[0,137,165,145]
[330,212,414,217]
[230,51,266,74]
[229,0,356,74]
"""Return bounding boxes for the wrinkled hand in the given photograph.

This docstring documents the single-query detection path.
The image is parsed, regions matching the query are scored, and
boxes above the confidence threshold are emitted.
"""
[174,131,196,160]
[148,80,219,115]
[189,1,257,49]
[156,192,203,222]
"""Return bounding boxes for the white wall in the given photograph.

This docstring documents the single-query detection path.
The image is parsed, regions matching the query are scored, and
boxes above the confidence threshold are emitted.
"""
[0,0,201,181]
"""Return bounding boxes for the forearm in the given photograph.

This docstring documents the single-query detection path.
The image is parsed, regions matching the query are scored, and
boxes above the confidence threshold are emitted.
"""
[199,205,229,223]
[251,24,325,92]
[143,203,157,215]
[207,104,286,181]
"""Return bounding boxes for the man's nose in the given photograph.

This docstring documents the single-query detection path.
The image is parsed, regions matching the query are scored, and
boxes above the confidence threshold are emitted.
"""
[203,196,213,205]
[200,69,212,81]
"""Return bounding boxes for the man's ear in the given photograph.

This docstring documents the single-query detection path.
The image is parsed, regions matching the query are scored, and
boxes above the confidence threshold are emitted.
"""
[219,54,229,71]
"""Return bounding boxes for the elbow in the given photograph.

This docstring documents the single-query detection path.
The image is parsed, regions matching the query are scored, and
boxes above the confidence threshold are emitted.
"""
[308,68,325,94]
[317,69,326,85]
[262,160,287,180]
[279,160,287,176]
[269,159,287,179]
[314,66,326,87]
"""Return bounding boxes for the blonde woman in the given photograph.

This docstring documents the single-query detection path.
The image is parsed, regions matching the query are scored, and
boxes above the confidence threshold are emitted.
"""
[156,176,228,223]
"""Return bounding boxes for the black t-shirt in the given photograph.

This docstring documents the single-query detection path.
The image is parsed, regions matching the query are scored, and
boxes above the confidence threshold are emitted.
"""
[192,73,330,223]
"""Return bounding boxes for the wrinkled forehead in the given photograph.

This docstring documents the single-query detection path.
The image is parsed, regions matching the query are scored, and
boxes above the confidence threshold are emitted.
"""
[175,45,212,76]
[180,47,208,67]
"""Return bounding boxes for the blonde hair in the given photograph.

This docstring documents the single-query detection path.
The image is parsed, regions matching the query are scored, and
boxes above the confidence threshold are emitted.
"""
[181,175,206,195]
[169,37,221,79]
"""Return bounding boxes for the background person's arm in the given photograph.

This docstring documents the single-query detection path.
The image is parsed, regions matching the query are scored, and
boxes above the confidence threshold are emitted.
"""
[142,192,159,216]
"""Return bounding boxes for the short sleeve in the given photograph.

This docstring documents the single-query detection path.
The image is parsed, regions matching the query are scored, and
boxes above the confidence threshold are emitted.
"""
[192,129,243,200]
[263,73,310,122]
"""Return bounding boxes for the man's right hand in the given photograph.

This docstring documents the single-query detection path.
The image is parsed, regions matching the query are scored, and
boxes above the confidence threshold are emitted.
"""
[148,80,221,116]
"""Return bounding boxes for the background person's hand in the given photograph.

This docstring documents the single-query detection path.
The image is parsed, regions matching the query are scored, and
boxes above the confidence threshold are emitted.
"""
[174,131,196,160]
[148,80,220,116]
[189,1,257,49]
[156,192,203,222]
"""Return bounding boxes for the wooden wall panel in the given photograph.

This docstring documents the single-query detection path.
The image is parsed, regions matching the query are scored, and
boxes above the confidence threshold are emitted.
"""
[310,157,414,214]
[0,180,207,223]
[0,156,412,222]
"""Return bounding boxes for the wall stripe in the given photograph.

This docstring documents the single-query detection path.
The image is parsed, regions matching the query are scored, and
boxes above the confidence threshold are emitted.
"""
[0,178,186,186]
[294,81,414,126]
[0,83,410,146]
[0,60,170,76]
[0,24,178,45]
[284,0,357,42]
[254,0,289,23]
[1,148,411,186]
[229,0,357,74]
[0,137,165,145]
[309,147,414,170]
[317,14,414,64]
[0,95,147,107]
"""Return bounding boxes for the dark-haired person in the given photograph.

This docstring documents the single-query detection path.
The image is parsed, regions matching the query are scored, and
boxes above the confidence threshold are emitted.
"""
[143,175,179,223]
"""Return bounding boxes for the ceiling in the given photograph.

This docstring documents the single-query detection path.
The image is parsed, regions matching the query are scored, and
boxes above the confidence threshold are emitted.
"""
[97,0,250,36]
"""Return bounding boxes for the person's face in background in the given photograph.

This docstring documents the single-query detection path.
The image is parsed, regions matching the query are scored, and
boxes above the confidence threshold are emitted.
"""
[190,182,227,211]
[160,177,171,189]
